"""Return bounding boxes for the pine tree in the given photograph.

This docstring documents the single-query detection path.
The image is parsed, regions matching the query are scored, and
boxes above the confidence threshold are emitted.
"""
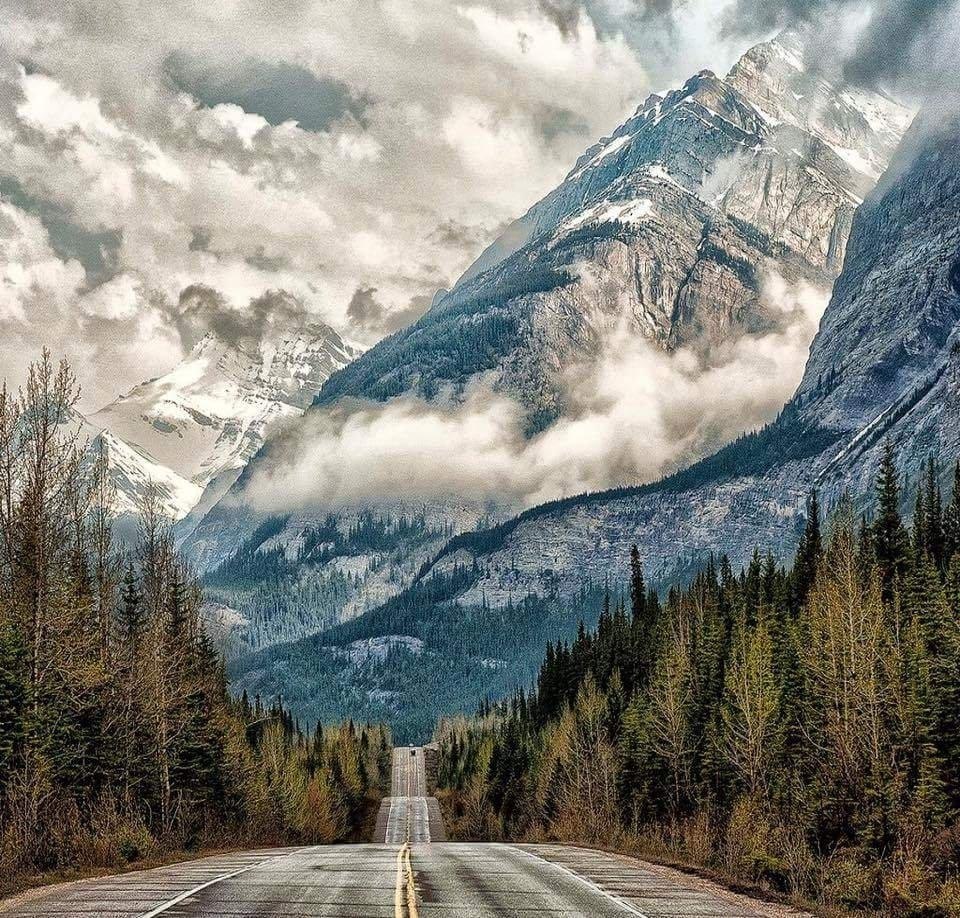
[792,490,822,609]
[943,461,960,566]
[924,458,945,570]
[874,441,910,605]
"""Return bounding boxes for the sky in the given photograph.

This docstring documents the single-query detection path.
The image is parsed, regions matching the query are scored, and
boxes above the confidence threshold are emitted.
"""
[0,0,761,410]
[0,0,955,413]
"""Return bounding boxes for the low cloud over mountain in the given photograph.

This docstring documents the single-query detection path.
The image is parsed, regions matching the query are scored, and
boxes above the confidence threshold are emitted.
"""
[243,272,826,511]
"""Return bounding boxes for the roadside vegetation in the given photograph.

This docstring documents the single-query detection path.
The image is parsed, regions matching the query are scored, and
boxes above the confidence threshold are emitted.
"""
[436,446,960,915]
[0,352,391,897]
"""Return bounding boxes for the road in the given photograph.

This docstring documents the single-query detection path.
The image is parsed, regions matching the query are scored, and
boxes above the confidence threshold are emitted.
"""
[0,746,807,917]
[372,747,446,844]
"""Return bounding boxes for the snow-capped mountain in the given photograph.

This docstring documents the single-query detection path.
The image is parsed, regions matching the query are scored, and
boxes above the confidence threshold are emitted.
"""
[65,410,203,520]
[424,106,960,603]
[229,106,960,737]
[315,30,911,430]
[91,316,357,524]
[175,30,916,683]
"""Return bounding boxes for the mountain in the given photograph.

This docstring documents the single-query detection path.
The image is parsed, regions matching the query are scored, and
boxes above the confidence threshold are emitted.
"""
[181,30,911,675]
[91,313,357,528]
[421,106,960,604]
[224,107,960,742]
[314,30,910,427]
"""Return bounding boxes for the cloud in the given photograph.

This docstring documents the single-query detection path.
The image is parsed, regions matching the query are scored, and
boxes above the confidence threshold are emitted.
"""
[164,53,370,132]
[0,174,122,286]
[0,0,659,409]
[537,0,583,38]
[346,285,432,339]
[171,285,318,351]
[244,272,829,512]
[721,0,960,95]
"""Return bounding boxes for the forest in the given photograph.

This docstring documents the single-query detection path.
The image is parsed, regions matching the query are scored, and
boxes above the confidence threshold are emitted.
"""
[0,353,391,894]
[436,446,960,915]
[204,510,454,659]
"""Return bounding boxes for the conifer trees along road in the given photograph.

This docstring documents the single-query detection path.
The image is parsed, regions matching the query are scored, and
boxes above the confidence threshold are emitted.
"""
[1,746,807,917]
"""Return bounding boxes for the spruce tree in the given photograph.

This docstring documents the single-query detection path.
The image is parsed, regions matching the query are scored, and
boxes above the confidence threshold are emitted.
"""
[874,441,910,605]
[792,490,822,609]
[943,461,960,566]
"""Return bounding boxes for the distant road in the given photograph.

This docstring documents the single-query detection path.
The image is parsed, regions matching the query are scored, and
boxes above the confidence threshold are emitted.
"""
[372,746,446,844]
[1,746,807,917]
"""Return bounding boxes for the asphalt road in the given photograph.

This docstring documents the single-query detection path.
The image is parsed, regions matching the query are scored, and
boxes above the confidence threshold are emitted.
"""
[0,747,805,917]
[372,746,445,845]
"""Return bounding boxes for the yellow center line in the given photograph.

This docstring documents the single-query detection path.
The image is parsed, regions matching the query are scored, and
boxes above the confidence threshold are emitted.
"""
[405,843,419,918]
[393,751,420,917]
[394,843,406,918]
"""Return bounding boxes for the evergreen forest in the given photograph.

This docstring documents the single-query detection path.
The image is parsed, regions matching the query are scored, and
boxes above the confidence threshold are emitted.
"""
[436,446,960,915]
[0,353,391,894]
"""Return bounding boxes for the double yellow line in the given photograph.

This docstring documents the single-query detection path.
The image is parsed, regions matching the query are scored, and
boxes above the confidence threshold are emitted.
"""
[394,751,419,918]
[394,842,418,918]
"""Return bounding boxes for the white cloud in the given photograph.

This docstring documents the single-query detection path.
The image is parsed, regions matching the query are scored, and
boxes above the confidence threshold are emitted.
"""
[0,0,672,409]
[243,272,829,512]
[17,71,122,139]
[79,272,141,319]
[0,201,84,321]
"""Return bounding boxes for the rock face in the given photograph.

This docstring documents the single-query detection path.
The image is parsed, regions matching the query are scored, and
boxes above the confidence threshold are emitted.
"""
[225,109,960,742]
[185,31,910,576]
[90,314,357,526]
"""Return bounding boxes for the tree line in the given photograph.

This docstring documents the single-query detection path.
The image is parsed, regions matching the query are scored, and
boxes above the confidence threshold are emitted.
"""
[436,444,960,915]
[0,352,391,891]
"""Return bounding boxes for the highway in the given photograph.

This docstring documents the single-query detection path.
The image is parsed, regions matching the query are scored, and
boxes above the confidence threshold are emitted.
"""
[0,746,807,917]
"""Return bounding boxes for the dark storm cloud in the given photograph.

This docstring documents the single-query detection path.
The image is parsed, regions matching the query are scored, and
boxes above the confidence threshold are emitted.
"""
[537,0,582,38]
[535,104,590,144]
[428,219,490,252]
[0,174,122,285]
[346,285,432,336]
[172,285,314,350]
[187,225,212,252]
[245,245,289,272]
[164,52,369,132]
[723,0,954,89]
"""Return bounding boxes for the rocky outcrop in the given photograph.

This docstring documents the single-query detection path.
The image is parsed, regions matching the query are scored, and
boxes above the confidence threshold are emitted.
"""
[420,110,960,604]
[314,33,910,430]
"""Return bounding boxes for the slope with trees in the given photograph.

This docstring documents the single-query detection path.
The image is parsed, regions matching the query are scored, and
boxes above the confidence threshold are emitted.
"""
[0,352,391,895]
[436,447,960,914]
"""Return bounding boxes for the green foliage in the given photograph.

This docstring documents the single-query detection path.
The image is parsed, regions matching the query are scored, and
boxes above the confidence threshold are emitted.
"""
[436,447,960,913]
[229,569,608,744]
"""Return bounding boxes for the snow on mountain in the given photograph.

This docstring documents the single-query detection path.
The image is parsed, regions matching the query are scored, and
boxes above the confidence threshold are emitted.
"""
[311,30,912,432]
[65,410,202,520]
[91,317,358,523]
[180,31,914,667]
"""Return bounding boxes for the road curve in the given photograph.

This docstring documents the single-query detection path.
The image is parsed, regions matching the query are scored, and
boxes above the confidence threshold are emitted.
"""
[0,747,810,917]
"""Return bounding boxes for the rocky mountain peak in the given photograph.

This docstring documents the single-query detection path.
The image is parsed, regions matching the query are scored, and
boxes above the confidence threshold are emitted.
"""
[90,312,358,521]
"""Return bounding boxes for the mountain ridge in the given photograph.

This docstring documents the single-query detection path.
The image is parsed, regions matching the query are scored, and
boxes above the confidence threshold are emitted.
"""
[221,107,960,739]
[88,311,357,526]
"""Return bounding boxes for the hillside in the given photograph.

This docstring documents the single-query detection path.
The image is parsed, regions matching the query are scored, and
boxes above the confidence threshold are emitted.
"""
[227,108,960,739]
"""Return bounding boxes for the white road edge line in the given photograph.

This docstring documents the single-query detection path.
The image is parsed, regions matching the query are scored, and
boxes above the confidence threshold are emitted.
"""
[137,848,313,918]
[507,845,651,918]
